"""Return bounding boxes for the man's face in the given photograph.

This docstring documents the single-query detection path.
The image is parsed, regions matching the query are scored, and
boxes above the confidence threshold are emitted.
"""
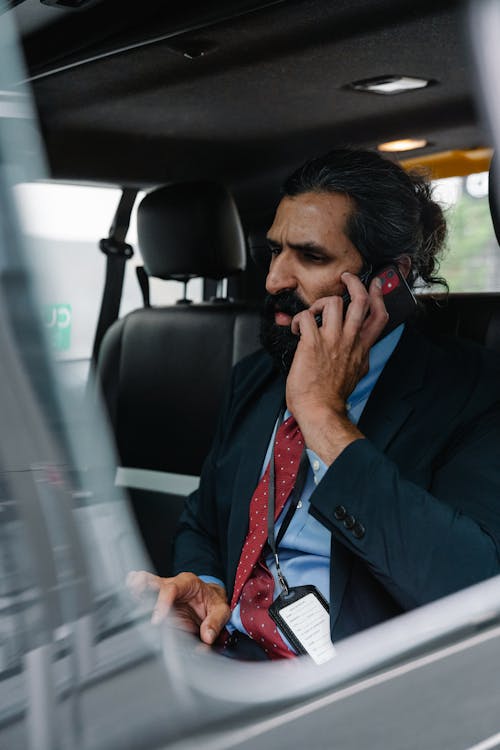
[260,191,365,372]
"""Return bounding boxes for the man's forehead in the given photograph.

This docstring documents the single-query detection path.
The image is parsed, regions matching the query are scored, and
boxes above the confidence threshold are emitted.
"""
[268,192,353,241]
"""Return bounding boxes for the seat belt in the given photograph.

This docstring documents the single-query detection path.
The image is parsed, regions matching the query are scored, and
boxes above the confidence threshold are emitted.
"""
[135,265,150,308]
[91,188,137,366]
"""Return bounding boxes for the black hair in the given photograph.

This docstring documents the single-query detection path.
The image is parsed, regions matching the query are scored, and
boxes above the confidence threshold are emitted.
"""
[282,148,447,290]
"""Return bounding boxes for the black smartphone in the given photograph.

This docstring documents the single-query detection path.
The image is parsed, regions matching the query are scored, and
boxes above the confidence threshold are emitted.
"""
[314,264,417,336]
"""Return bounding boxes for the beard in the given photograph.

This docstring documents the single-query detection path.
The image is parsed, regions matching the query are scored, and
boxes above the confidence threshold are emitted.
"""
[260,290,309,374]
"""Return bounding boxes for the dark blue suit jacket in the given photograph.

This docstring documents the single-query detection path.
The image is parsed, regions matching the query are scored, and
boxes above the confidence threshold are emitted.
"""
[174,325,500,641]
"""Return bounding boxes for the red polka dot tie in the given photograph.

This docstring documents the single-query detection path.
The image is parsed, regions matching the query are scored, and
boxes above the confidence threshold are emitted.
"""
[231,416,304,659]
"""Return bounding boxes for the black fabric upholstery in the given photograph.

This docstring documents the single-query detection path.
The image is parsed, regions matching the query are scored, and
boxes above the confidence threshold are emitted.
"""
[127,488,186,578]
[417,293,500,351]
[99,303,262,475]
[137,182,245,281]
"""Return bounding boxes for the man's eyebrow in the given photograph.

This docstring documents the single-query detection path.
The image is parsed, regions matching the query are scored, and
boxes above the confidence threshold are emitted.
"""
[265,237,328,253]
[265,236,280,246]
[288,240,328,253]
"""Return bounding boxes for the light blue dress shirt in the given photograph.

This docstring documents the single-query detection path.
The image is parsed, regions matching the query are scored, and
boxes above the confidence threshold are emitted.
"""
[201,324,404,647]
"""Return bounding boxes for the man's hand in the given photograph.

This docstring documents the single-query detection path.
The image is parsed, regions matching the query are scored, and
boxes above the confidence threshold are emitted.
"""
[286,273,388,464]
[127,570,230,645]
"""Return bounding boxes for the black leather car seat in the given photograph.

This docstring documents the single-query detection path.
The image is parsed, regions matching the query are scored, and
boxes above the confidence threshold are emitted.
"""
[97,182,262,575]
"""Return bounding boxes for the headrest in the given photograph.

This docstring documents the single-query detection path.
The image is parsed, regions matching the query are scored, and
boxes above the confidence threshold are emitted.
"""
[137,182,246,281]
[248,231,271,271]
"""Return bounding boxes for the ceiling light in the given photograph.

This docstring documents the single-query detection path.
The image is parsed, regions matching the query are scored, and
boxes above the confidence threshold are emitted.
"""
[378,139,428,153]
[350,75,433,95]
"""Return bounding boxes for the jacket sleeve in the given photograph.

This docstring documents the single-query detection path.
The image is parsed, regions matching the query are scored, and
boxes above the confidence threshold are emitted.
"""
[309,403,500,609]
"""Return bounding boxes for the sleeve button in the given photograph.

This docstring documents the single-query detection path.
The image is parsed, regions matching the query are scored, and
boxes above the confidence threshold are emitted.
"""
[343,515,356,530]
[353,522,366,539]
[334,505,347,520]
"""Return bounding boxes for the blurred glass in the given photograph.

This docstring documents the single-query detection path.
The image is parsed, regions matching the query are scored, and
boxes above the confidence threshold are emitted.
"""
[0,8,159,748]
[13,182,203,400]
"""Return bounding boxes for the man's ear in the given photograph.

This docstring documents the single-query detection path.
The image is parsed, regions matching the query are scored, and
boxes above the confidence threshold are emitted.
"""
[396,254,412,279]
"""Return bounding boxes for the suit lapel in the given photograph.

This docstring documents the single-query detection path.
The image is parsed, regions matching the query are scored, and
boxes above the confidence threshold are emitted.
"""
[358,324,431,450]
[330,325,432,630]
[226,369,285,595]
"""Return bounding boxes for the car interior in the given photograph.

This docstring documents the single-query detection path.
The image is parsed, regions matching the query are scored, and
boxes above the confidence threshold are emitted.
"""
[4,1,500,747]
[6,0,500,576]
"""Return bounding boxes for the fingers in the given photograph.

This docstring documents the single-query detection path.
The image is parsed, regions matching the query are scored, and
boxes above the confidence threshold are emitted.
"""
[341,272,371,334]
[127,569,162,597]
[149,571,201,624]
[294,273,373,343]
[152,595,172,625]
[337,272,389,346]
[291,272,389,352]
[127,569,183,625]
[128,572,230,644]
[292,294,345,339]
[127,570,190,624]
[307,295,344,338]
[291,307,320,337]
[127,569,174,626]
[359,275,389,349]
[297,273,372,341]
[200,596,231,645]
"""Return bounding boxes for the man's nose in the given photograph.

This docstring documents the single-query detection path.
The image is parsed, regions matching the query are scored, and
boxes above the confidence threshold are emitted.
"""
[265,251,297,295]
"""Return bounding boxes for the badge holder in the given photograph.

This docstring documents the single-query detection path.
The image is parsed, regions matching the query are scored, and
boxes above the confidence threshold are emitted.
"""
[269,585,335,665]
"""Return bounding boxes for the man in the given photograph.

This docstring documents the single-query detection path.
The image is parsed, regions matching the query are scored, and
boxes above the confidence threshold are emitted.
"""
[130,149,500,660]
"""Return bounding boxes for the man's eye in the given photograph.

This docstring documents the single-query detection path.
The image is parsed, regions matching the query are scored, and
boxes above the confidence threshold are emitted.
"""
[303,252,325,263]
[268,245,281,256]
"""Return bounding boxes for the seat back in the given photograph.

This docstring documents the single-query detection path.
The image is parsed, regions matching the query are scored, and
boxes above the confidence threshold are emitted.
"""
[417,293,500,351]
[99,303,261,475]
[97,182,261,574]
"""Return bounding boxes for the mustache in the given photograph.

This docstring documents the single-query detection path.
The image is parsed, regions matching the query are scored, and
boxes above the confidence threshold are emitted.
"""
[263,290,308,320]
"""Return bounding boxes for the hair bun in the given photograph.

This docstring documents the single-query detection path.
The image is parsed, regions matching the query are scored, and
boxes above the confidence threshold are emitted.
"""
[414,180,447,249]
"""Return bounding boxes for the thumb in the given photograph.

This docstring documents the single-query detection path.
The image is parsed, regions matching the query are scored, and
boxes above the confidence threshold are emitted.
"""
[199,601,231,645]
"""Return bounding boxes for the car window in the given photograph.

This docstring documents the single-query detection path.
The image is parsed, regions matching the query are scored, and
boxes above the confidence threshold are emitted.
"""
[432,172,498,292]
[13,182,202,394]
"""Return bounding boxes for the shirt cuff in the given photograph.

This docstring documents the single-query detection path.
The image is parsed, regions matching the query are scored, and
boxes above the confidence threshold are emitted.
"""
[198,575,226,589]
[306,448,328,486]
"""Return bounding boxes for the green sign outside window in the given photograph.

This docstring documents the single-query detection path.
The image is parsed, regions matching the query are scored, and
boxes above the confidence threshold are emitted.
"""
[43,304,72,351]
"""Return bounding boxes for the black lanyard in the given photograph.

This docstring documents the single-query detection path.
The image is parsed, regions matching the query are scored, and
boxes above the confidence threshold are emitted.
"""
[267,409,309,595]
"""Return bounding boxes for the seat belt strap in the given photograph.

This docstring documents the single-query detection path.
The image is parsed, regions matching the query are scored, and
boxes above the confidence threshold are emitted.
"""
[136,265,150,308]
[91,188,137,366]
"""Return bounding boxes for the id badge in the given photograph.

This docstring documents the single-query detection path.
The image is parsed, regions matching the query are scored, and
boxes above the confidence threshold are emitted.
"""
[268,585,336,665]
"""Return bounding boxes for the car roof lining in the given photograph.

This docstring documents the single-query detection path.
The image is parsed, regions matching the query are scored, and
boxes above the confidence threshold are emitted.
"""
[10,0,487,226]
